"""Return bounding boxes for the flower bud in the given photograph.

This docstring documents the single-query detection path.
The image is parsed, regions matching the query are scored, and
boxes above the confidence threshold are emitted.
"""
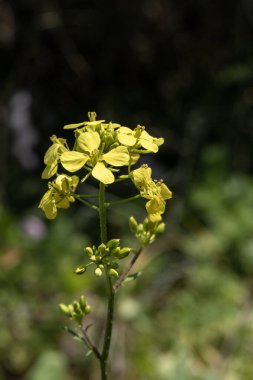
[95,267,103,277]
[85,305,91,314]
[90,255,96,262]
[156,222,166,234]
[107,239,120,248]
[73,301,82,315]
[111,247,120,256]
[129,216,138,233]
[79,296,87,311]
[98,243,106,255]
[68,304,75,316]
[117,247,131,258]
[75,266,86,275]
[108,268,119,277]
[59,303,71,316]
[85,246,93,257]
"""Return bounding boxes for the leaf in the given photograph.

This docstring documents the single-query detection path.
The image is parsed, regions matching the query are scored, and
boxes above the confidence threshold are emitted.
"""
[122,271,142,284]
[85,350,93,357]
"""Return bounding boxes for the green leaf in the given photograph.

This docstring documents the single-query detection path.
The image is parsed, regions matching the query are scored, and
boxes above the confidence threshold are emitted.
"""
[122,271,142,284]
[85,350,93,357]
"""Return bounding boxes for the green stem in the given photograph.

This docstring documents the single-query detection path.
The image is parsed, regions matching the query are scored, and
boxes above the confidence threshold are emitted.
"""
[75,195,98,211]
[106,193,141,207]
[100,274,115,380]
[99,183,107,243]
[98,182,115,380]
[113,248,142,293]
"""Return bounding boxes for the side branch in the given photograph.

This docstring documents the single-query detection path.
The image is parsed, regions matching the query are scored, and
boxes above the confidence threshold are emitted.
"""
[113,248,142,293]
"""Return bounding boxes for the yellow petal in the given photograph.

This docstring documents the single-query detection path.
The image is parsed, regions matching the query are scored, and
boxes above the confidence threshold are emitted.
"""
[39,190,57,219]
[139,130,159,152]
[146,196,165,222]
[85,120,105,126]
[155,137,164,146]
[77,131,101,153]
[55,195,70,209]
[132,165,152,189]
[159,183,172,200]
[117,127,137,146]
[92,162,115,184]
[64,122,85,129]
[102,146,129,166]
[42,162,58,179]
[61,151,88,172]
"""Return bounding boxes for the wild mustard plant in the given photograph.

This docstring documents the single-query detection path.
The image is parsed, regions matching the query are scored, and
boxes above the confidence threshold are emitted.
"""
[39,112,172,379]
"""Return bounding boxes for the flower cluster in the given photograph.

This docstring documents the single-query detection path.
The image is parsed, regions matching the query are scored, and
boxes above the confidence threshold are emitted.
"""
[39,112,172,223]
[59,295,91,326]
[129,216,166,246]
[75,239,132,278]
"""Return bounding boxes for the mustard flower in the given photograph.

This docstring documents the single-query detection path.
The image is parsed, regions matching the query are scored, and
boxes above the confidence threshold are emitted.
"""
[131,165,172,222]
[39,174,79,219]
[42,135,68,179]
[117,125,164,153]
[60,131,129,184]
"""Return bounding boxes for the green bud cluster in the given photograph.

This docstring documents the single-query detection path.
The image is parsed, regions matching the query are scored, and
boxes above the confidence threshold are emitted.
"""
[129,216,165,246]
[74,239,132,278]
[59,295,91,325]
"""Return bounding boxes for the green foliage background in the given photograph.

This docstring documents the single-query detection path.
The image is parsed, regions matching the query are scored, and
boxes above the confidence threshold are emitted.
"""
[1,1,253,379]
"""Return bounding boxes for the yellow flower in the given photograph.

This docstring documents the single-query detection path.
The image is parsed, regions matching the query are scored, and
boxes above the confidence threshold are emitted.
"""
[39,174,79,219]
[42,135,68,179]
[117,125,164,153]
[60,131,129,184]
[131,165,172,222]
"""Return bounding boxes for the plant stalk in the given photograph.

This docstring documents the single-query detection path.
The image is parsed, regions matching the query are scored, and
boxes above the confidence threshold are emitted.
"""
[99,182,115,380]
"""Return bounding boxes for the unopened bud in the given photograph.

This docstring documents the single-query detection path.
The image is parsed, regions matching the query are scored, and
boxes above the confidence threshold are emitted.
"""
[79,296,87,311]
[59,303,71,316]
[117,247,131,258]
[107,239,120,248]
[85,247,93,257]
[108,268,119,277]
[98,243,106,255]
[156,222,166,234]
[85,305,91,314]
[95,267,103,277]
[129,216,138,233]
[111,247,120,256]
[75,266,86,275]
[73,301,82,315]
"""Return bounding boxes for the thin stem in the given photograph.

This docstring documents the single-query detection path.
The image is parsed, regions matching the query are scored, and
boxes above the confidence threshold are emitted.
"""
[98,182,115,380]
[99,182,107,243]
[113,248,142,293]
[100,274,115,380]
[64,326,100,359]
[80,326,101,360]
[75,195,99,211]
[106,194,141,207]
[76,193,99,198]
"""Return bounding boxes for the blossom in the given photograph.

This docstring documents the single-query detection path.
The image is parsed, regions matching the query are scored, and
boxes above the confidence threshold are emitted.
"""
[60,131,129,184]
[42,135,68,179]
[131,165,172,222]
[39,174,79,219]
[117,125,164,153]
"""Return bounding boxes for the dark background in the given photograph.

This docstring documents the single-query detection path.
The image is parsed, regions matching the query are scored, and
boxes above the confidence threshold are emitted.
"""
[1,1,253,379]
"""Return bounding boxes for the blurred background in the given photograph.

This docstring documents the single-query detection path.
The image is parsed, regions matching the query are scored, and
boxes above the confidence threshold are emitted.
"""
[1,0,253,379]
